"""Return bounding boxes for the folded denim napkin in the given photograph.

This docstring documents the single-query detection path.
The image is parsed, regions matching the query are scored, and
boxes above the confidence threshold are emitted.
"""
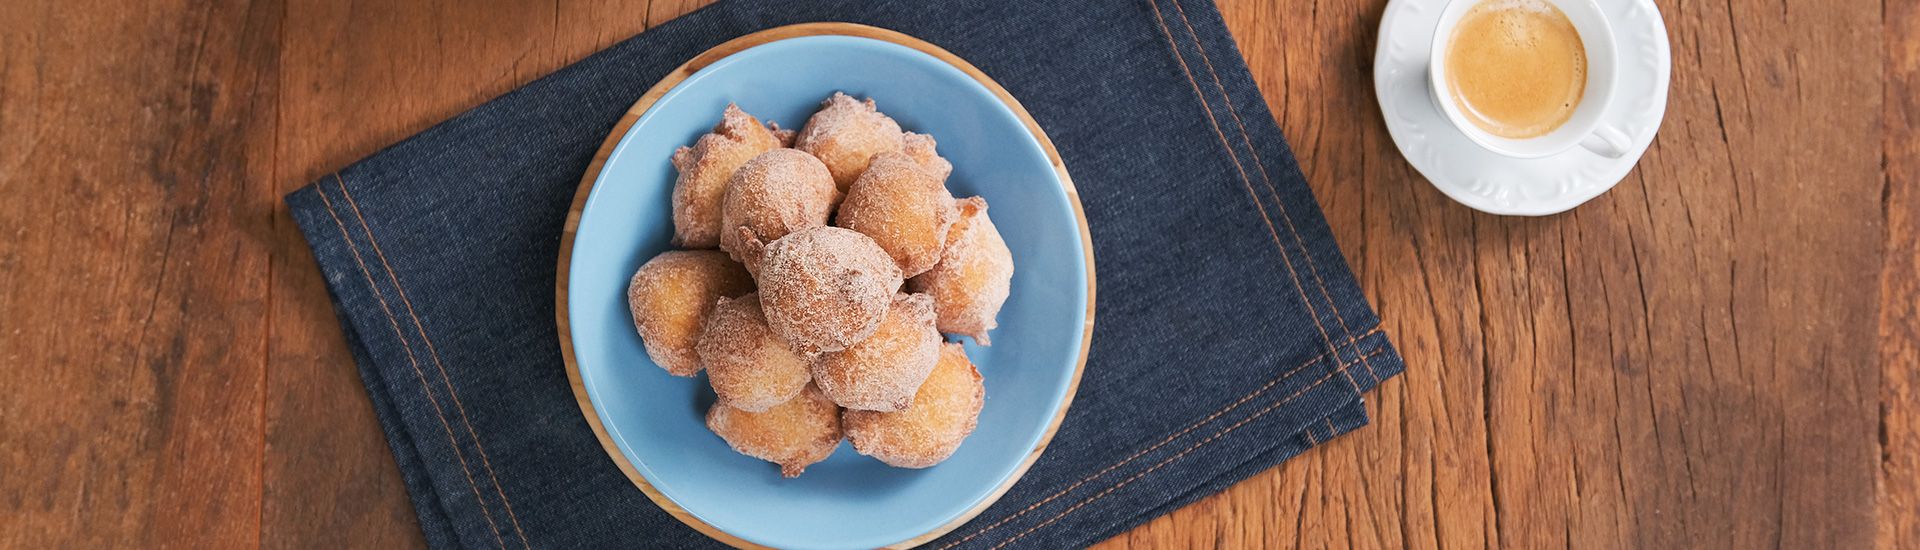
[286,0,1404,547]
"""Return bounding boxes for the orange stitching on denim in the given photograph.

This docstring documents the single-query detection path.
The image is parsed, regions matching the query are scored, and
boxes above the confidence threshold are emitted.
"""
[1166,0,1381,384]
[946,5,1395,542]
[316,184,508,550]
[1364,336,1384,388]
[334,175,532,549]
[986,348,1392,549]
[937,327,1379,549]
[1137,0,1355,398]
[1303,423,1322,446]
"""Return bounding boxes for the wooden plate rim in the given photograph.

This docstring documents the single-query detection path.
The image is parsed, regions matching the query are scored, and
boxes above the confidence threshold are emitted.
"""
[555,22,1097,549]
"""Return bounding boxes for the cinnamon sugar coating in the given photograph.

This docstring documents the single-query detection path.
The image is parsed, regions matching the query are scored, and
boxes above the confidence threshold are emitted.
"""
[698,293,812,412]
[718,148,839,272]
[844,343,984,468]
[627,250,754,376]
[835,152,959,277]
[739,226,904,355]
[907,197,1013,344]
[671,104,792,248]
[812,293,942,411]
[794,93,905,192]
[706,383,842,478]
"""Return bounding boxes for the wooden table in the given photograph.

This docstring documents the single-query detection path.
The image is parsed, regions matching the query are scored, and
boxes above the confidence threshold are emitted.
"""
[2,0,1912,547]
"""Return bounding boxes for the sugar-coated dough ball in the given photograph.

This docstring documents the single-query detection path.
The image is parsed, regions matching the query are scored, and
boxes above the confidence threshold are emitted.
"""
[835,152,959,277]
[795,92,905,191]
[671,104,793,248]
[627,250,754,376]
[698,293,811,412]
[907,197,1013,345]
[812,293,941,411]
[718,149,838,272]
[706,384,843,478]
[901,132,953,182]
[844,342,984,468]
[737,226,904,354]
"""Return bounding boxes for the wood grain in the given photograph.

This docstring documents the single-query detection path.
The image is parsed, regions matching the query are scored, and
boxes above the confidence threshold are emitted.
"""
[1103,1,1895,549]
[0,0,1910,548]
[1,0,274,546]
[1879,0,1919,547]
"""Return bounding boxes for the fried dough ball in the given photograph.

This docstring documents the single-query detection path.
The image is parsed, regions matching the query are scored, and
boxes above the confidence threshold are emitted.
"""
[627,251,754,376]
[835,152,959,277]
[907,197,1013,345]
[812,293,941,411]
[795,93,905,191]
[738,226,904,354]
[697,294,811,412]
[901,132,953,182]
[671,104,793,248]
[717,149,838,272]
[844,343,984,468]
[706,384,843,478]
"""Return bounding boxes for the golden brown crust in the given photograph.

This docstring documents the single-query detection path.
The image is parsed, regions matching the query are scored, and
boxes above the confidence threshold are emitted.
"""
[706,384,843,478]
[663,93,1016,476]
[627,251,754,376]
[748,227,904,354]
[812,293,942,411]
[900,132,953,182]
[844,343,984,468]
[718,149,839,273]
[671,104,787,248]
[770,123,796,148]
[835,152,959,278]
[907,196,1013,344]
[697,293,812,412]
[794,92,905,192]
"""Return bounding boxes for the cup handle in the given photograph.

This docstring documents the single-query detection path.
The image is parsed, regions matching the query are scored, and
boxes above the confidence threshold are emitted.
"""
[1580,124,1631,158]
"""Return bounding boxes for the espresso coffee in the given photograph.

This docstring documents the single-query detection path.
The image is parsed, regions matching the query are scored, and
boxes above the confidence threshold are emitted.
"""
[1445,0,1587,139]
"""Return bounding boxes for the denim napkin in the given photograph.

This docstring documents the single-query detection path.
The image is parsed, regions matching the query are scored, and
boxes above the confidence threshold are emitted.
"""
[286,0,1404,548]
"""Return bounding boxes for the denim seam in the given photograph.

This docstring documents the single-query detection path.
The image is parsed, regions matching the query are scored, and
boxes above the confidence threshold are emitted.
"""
[938,326,1382,548]
[332,175,534,549]
[314,184,510,550]
[1165,0,1383,388]
[986,346,1394,549]
[1141,0,1362,396]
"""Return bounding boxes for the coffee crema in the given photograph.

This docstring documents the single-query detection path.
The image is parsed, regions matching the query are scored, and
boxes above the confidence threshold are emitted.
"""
[1444,0,1587,139]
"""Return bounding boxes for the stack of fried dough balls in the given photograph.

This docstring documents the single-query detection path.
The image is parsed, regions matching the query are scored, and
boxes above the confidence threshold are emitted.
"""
[626,94,1013,477]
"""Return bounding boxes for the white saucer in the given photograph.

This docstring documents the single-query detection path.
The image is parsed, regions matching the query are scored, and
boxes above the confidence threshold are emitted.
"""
[1374,0,1671,216]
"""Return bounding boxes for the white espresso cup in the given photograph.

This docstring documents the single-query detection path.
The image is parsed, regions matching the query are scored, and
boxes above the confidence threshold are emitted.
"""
[1428,0,1629,158]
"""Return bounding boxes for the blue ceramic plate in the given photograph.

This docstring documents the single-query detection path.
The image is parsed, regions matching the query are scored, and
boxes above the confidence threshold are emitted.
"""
[561,27,1092,549]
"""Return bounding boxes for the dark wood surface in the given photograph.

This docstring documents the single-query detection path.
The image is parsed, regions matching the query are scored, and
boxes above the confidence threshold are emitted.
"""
[0,0,1911,547]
